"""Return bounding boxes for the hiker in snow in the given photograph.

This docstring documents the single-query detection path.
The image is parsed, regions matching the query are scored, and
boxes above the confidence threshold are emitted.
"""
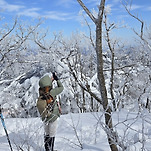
[37,72,63,151]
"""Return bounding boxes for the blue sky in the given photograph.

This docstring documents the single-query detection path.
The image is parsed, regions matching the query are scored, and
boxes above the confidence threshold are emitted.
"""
[0,0,151,42]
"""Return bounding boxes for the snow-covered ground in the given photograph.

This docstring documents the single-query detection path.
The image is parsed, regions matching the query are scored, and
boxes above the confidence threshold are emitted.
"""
[1,110,151,151]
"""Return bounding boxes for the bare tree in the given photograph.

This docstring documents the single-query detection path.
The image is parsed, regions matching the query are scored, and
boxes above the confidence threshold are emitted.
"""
[104,12,117,111]
[58,34,101,111]
[0,18,42,80]
[77,0,118,150]
[122,0,151,110]
[0,18,43,116]
[122,0,151,50]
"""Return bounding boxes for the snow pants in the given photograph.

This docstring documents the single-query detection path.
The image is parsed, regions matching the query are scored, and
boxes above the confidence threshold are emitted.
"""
[44,119,58,137]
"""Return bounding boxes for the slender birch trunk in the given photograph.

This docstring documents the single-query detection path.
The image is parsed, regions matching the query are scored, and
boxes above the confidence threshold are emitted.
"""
[77,0,118,150]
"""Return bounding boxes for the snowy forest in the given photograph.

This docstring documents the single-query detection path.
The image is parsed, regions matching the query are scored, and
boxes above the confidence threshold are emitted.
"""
[0,0,151,151]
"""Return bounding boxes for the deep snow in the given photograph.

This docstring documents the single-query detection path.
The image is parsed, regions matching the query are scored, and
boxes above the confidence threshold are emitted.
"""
[1,110,151,151]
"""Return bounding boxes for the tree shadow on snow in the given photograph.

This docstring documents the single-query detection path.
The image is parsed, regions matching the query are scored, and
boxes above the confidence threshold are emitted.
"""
[0,131,44,151]
[83,143,104,151]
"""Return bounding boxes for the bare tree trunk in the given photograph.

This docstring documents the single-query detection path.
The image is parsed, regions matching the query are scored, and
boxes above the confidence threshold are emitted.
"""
[77,0,118,150]
[96,11,118,151]
[104,13,116,110]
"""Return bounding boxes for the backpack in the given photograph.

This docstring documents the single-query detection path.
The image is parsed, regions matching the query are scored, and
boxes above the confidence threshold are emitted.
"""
[37,90,60,123]
[37,75,62,122]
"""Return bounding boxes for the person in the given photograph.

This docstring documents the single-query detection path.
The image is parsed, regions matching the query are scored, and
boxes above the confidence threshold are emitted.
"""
[37,72,64,151]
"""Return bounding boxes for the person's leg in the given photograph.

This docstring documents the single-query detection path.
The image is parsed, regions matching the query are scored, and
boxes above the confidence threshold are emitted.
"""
[44,134,50,151]
[44,123,51,151]
[49,137,55,151]
[48,119,58,137]
[48,120,58,151]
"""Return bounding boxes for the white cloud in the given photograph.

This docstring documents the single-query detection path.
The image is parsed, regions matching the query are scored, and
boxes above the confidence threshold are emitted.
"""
[130,4,143,11]
[112,0,120,3]
[85,0,100,6]
[147,6,151,11]
[106,0,120,5]
[18,8,41,18]
[56,0,76,8]
[43,11,73,21]
[0,0,41,18]
[87,0,99,3]
[0,0,74,21]
[0,0,24,12]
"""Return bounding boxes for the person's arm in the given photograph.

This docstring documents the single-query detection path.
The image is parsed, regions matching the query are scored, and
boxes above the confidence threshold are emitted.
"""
[50,72,64,98]
[50,80,63,98]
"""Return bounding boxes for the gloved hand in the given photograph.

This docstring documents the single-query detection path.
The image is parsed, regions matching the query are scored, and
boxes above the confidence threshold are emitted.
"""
[52,72,59,81]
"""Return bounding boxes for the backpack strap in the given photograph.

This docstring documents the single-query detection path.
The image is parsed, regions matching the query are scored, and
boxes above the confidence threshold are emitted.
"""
[39,87,54,104]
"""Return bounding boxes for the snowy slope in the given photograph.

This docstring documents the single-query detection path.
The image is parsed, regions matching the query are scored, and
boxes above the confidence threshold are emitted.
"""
[1,110,151,151]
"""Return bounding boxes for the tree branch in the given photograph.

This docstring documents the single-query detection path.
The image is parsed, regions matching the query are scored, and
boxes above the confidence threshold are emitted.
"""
[77,0,96,23]
[0,18,17,42]
[123,0,151,50]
